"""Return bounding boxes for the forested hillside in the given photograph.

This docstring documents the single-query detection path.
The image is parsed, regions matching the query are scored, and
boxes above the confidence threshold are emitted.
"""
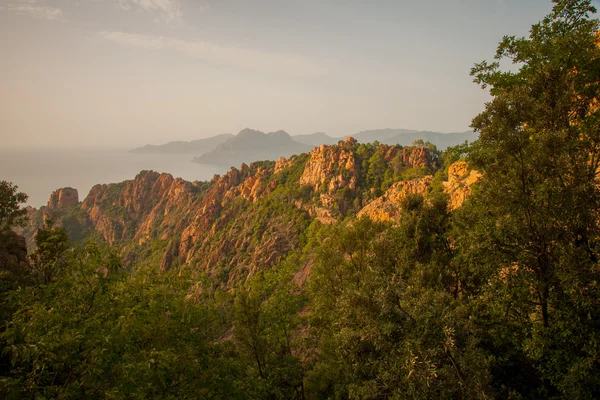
[2,1,600,398]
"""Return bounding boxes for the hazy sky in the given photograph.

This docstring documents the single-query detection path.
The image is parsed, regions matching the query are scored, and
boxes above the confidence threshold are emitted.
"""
[0,0,579,148]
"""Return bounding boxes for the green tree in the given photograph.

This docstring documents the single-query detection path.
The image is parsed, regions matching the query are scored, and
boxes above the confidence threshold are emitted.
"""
[456,0,600,397]
[232,259,307,399]
[29,218,71,285]
[306,201,490,399]
[0,181,27,235]
[366,151,386,194]
[1,246,239,399]
[0,181,30,288]
[0,182,30,377]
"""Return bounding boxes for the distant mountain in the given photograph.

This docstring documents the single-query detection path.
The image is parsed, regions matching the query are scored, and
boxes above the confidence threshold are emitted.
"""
[351,129,423,143]
[351,129,477,150]
[295,129,478,150]
[130,134,234,154]
[131,128,476,162]
[292,132,339,147]
[193,128,312,167]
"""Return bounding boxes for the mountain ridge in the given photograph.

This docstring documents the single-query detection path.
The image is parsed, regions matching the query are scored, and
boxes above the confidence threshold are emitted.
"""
[129,133,234,154]
[129,128,478,159]
[192,128,312,167]
[18,140,478,285]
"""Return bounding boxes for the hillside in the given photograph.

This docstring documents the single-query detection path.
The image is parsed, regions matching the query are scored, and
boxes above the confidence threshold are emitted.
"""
[18,138,479,285]
[129,133,234,154]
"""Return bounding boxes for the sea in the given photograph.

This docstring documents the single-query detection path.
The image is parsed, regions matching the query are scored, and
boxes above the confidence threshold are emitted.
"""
[0,147,228,208]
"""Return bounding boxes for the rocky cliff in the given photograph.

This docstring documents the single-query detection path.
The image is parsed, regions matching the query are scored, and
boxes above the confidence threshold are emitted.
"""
[443,161,482,210]
[47,187,79,210]
[357,176,434,222]
[299,137,359,192]
[20,140,476,286]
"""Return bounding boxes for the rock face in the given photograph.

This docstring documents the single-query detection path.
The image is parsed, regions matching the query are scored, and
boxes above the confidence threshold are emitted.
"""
[299,139,359,192]
[23,141,479,287]
[81,171,196,245]
[274,157,293,174]
[358,176,433,222]
[47,187,79,210]
[443,161,482,210]
[16,189,83,250]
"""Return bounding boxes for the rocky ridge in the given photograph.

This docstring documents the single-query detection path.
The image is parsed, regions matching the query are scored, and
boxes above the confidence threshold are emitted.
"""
[443,161,482,210]
[47,188,79,210]
[357,176,434,222]
[19,140,479,285]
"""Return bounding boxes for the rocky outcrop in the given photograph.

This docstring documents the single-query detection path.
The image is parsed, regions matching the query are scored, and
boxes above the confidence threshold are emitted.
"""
[299,139,358,192]
[16,188,83,251]
[23,140,467,288]
[398,146,438,169]
[293,199,338,225]
[160,239,179,271]
[357,160,481,221]
[222,164,268,204]
[358,176,433,222]
[443,161,482,210]
[81,171,198,245]
[274,157,293,174]
[47,187,79,210]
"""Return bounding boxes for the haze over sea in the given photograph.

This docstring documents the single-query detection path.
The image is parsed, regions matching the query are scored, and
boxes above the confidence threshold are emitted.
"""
[1,148,227,208]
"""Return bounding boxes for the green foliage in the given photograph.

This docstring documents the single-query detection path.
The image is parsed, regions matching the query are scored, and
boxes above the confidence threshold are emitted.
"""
[456,0,600,397]
[0,181,28,234]
[0,180,31,290]
[353,142,441,205]
[1,245,240,399]
[2,3,600,399]
[29,218,71,285]
[57,206,98,244]
[306,206,490,399]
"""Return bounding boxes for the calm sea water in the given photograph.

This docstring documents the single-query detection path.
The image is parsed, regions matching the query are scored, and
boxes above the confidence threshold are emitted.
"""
[0,148,228,208]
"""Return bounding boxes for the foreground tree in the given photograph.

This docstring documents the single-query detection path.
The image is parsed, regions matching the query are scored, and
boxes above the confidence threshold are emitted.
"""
[0,181,27,235]
[0,181,29,287]
[0,182,30,376]
[232,258,307,399]
[306,200,491,399]
[456,0,600,397]
[1,248,239,399]
[29,218,70,285]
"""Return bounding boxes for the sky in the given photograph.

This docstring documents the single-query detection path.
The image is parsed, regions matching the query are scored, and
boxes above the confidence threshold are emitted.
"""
[0,0,580,148]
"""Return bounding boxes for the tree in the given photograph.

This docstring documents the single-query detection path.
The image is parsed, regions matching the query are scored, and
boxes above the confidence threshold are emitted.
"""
[232,258,307,399]
[0,181,29,282]
[0,181,27,235]
[29,218,70,285]
[0,182,30,376]
[456,0,600,397]
[0,181,30,287]
[306,203,491,399]
[1,247,240,399]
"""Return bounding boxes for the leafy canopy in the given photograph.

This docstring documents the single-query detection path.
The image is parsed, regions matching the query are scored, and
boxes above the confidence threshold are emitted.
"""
[0,181,28,233]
